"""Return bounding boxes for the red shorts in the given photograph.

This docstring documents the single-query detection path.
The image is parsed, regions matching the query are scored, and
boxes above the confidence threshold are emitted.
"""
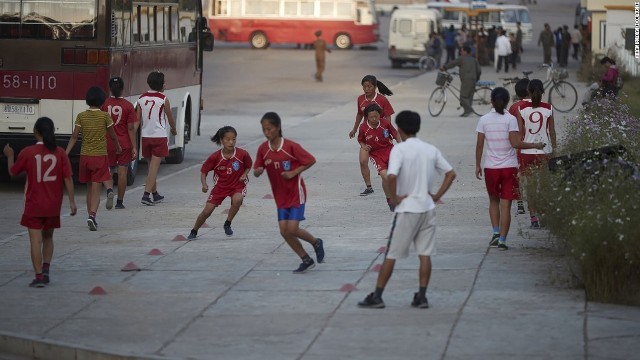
[79,155,111,183]
[21,214,60,230]
[141,137,169,158]
[369,147,392,173]
[108,147,134,167]
[484,167,520,200]
[207,184,247,206]
[519,153,550,175]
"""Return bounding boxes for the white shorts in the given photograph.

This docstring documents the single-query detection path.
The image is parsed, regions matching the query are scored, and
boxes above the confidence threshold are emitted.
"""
[386,211,437,260]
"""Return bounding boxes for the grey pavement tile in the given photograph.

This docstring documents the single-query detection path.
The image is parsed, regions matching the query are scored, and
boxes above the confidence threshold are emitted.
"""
[446,311,584,359]
[162,314,324,360]
[234,270,363,292]
[203,290,346,316]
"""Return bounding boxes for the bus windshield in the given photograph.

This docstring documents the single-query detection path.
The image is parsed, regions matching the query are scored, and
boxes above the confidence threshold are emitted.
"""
[0,0,96,40]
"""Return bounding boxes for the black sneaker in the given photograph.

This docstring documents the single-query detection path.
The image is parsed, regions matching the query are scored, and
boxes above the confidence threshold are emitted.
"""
[292,260,315,274]
[411,293,429,309]
[106,190,114,210]
[357,293,385,309]
[152,193,164,203]
[314,238,325,263]
[223,224,233,237]
[516,200,526,214]
[498,242,509,251]
[115,203,125,209]
[43,268,50,284]
[359,187,374,196]
[87,216,97,231]
[388,203,395,212]
[187,230,197,240]
[489,233,500,247]
[530,220,541,229]
[28,278,46,288]
[141,195,154,206]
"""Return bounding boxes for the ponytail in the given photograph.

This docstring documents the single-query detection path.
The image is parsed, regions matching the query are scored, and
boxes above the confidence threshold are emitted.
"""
[527,79,544,108]
[361,75,393,96]
[108,77,124,98]
[490,87,510,115]
[34,117,57,151]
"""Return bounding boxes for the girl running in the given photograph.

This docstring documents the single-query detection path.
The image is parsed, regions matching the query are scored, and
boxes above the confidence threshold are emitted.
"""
[188,126,252,240]
[516,79,557,229]
[3,117,77,287]
[357,104,401,211]
[349,75,394,196]
[253,112,325,273]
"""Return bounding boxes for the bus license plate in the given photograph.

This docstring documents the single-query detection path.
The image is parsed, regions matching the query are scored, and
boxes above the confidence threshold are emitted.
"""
[3,104,35,115]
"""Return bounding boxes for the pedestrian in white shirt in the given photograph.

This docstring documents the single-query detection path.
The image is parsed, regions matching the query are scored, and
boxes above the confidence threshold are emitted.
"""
[495,29,512,73]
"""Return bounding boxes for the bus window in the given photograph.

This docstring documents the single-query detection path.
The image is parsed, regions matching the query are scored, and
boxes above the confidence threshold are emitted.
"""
[216,0,229,16]
[301,0,314,16]
[502,9,517,24]
[517,9,530,24]
[1,0,96,40]
[284,0,297,15]
[337,1,351,17]
[245,0,278,16]
[140,6,151,42]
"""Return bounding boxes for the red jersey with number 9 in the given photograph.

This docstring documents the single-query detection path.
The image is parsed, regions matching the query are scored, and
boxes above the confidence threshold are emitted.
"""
[518,102,553,155]
[11,143,72,217]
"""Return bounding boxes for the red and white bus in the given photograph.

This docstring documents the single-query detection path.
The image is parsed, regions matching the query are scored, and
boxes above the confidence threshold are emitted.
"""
[204,0,379,49]
[0,0,213,183]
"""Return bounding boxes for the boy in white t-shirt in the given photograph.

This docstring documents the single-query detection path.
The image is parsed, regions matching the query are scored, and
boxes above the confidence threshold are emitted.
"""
[137,71,177,205]
[358,111,456,309]
[475,87,544,251]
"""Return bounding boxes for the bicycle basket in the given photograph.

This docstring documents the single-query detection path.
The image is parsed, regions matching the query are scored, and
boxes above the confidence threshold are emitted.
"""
[436,72,452,86]
[551,68,568,81]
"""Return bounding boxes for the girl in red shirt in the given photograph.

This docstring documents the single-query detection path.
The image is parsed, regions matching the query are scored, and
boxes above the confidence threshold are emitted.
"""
[253,112,324,273]
[3,117,77,287]
[188,126,252,240]
[349,75,395,196]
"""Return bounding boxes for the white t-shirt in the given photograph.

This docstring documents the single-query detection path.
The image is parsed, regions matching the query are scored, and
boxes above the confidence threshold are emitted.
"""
[476,109,519,169]
[518,101,554,154]
[387,137,453,213]
[137,90,168,138]
[495,35,512,56]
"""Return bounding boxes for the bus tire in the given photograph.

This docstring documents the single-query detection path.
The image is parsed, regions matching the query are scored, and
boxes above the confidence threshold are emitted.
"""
[334,33,352,49]
[166,147,184,164]
[250,31,269,49]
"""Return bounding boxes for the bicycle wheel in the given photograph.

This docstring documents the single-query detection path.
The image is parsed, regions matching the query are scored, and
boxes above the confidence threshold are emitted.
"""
[548,80,577,113]
[428,87,446,117]
[419,56,437,72]
[472,86,493,116]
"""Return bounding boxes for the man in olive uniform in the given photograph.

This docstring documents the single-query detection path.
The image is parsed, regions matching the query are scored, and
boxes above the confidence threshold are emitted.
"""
[538,23,554,65]
[440,45,481,117]
[313,30,331,82]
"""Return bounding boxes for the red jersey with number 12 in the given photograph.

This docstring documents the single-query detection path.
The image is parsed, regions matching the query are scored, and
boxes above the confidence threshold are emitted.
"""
[11,143,72,217]
[254,139,316,209]
[201,148,253,191]
[356,93,395,120]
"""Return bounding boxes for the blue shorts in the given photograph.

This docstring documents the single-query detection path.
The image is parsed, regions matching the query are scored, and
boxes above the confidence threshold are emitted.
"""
[277,204,306,221]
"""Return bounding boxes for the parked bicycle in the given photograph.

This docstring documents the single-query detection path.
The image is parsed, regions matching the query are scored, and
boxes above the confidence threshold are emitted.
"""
[428,71,494,117]
[418,55,437,72]
[501,63,578,113]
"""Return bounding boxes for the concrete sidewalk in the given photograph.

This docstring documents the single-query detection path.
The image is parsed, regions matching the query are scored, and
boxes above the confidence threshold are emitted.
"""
[1,67,640,360]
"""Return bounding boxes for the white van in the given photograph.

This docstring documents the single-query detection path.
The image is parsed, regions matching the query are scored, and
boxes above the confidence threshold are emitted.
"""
[388,8,442,68]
